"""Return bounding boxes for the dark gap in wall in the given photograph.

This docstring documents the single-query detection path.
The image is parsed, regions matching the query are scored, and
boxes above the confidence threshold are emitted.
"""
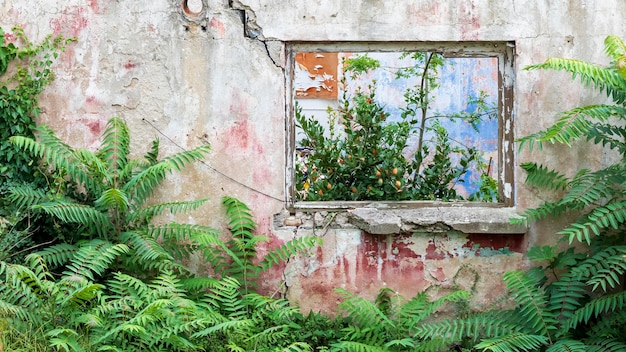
[463,233,525,253]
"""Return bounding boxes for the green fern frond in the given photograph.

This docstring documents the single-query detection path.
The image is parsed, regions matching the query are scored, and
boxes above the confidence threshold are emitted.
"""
[414,313,521,344]
[129,198,210,223]
[245,324,290,346]
[588,123,626,153]
[562,291,626,331]
[119,230,173,264]
[244,293,300,320]
[517,105,626,150]
[161,145,211,172]
[384,337,416,349]
[223,196,256,238]
[520,162,569,191]
[474,333,548,352]
[0,299,32,321]
[400,290,470,327]
[7,184,48,210]
[604,35,626,61]
[545,339,587,352]
[23,253,53,281]
[59,281,104,306]
[516,201,569,223]
[573,245,626,291]
[94,188,130,212]
[34,201,112,237]
[415,337,450,352]
[586,310,626,339]
[147,222,221,244]
[47,328,84,352]
[258,236,322,272]
[374,287,399,317]
[122,162,171,204]
[336,288,394,332]
[547,272,587,329]
[33,243,77,269]
[208,276,248,319]
[585,337,626,352]
[149,270,186,297]
[525,58,626,104]
[98,116,130,181]
[179,276,220,292]
[73,148,110,190]
[558,202,626,244]
[502,270,556,337]
[10,127,97,192]
[1,261,47,307]
[192,318,254,337]
[144,138,160,165]
[63,240,129,280]
[330,340,388,352]
[106,272,149,299]
[279,342,314,352]
[559,168,615,210]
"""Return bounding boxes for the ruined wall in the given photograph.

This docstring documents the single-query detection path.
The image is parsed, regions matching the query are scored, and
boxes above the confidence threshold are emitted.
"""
[1,0,624,313]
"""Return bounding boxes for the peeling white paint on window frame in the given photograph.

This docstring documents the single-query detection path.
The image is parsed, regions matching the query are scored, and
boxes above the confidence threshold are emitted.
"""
[285,41,516,212]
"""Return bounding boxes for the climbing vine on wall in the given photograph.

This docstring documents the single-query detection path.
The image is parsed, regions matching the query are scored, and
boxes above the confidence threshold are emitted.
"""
[0,26,72,187]
[0,25,73,260]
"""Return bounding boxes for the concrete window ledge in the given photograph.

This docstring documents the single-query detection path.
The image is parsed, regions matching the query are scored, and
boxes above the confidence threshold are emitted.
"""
[346,206,527,235]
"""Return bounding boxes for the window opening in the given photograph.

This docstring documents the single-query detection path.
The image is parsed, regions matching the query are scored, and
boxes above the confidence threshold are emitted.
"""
[286,42,515,208]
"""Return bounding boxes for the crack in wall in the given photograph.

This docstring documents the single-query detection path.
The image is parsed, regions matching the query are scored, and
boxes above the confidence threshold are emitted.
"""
[228,0,283,69]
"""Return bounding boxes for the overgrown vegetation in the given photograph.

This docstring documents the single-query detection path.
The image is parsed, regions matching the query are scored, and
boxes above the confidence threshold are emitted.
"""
[295,53,498,202]
[0,116,321,351]
[0,26,73,262]
[3,22,626,352]
[410,35,626,351]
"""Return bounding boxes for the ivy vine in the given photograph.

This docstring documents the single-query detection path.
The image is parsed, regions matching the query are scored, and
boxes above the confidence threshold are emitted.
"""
[0,25,73,261]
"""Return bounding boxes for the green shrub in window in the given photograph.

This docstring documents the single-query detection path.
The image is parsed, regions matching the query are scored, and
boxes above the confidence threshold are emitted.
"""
[295,53,498,202]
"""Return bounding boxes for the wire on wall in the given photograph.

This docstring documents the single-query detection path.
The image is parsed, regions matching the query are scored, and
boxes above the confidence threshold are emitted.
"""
[141,118,284,202]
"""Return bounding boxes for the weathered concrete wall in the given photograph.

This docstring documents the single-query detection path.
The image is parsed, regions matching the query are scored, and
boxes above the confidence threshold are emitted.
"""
[2,0,625,313]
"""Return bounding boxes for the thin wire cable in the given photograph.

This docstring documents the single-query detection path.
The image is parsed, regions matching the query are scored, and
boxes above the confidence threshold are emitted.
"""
[141,118,284,202]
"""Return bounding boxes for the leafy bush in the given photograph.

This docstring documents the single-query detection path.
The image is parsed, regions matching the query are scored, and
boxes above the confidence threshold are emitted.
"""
[0,26,73,262]
[414,35,626,351]
[0,116,322,351]
[295,53,498,202]
[330,287,471,351]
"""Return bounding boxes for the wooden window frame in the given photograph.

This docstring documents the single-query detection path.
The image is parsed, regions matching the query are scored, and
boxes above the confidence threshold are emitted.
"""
[285,41,516,211]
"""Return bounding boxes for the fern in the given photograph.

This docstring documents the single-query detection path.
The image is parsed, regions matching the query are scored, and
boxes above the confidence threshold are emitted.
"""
[502,270,556,338]
[545,339,587,352]
[400,290,470,327]
[558,202,626,244]
[585,337,626,352]
[604,35,626,61]
[97,116,130,183]
[2,116,327,351]
[330,341,388,352]
[280,342,314,352]
[572,245,626,291]
[259,235,322,272]
[562,291,626,331]
[519,162,569,191]
[336,288,395,332]
[128,198,210,223]
[517,105,626,150]
[473,333,548,352]
[414,314,522,344]
[525,58,626,104]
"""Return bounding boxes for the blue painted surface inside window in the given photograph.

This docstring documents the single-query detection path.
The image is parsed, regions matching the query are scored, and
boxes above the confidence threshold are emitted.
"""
[295,51,499,199]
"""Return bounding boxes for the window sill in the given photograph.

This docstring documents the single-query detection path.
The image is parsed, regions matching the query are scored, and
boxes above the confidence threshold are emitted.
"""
[288,201,527,235]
